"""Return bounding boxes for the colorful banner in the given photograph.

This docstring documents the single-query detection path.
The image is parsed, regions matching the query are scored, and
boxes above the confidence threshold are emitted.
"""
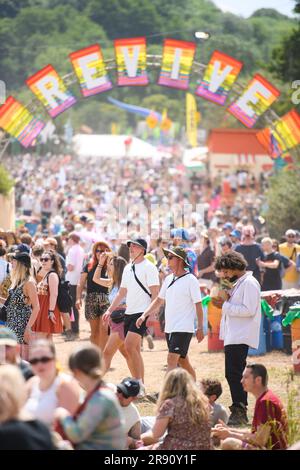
[228,74,280,128]
[26,65,76,118]
[158,39,196,90]
[0,96,45,148]
[114,37,148,86]
[195,50,243,105]
[69,44,112,97]
[256,109,300,157]
[186,93,198,147]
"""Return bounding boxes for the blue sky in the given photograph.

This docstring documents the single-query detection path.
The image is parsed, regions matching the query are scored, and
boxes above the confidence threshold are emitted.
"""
[212,0,296,17]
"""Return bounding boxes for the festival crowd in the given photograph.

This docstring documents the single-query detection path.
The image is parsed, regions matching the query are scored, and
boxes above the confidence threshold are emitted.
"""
[0,151,299,451]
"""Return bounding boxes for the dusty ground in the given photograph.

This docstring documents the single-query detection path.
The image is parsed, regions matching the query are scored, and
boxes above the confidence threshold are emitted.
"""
[54,316,300,422]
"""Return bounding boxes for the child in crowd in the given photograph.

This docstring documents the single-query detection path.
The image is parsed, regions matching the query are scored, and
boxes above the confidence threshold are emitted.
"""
[201,378,229,426]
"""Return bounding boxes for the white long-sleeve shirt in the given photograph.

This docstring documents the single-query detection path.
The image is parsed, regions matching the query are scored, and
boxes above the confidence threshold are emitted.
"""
[219,271,261,348]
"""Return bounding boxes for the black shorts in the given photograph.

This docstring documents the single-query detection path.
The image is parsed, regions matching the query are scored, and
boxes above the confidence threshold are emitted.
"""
[124,312,148,338]
[165,332,193,358]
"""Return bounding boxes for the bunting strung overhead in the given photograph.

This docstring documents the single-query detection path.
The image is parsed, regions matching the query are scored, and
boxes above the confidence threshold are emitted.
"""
[114,37,148,86]
[0,96,45,148]
[26,65,77,118]
[69,44,112,97]
[158,39,196,90]
[228,74,280,128]
[0,36,298,153]
[195,51,243,105]
[256,109,300,158]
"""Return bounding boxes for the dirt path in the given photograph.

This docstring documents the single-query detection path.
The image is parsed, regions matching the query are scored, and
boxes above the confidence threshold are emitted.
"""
[54,316,300,419]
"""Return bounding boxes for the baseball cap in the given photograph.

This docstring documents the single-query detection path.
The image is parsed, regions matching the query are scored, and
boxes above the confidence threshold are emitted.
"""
[230,229,241,240]
[117,378,140,398]
[0,327,18,346]
[223,222,233,230]
[171,228,189,241]
[12,252,31,268]
[16,243,30,254]
[44,237,57,247]
[126,238,147,253]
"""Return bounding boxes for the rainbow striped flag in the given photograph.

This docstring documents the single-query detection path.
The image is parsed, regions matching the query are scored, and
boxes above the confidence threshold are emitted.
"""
[69,44,112,97]
[228,74,280,128]
[158,39,196,90]
[0,96,45,147]
[26,65,76,118]
[114,37,148,86]
[196,51,243,105]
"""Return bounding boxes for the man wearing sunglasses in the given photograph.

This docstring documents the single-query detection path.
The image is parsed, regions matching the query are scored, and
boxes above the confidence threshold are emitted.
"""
[279,229,300,289]
[103,238,159,396]
[136,247,204,380]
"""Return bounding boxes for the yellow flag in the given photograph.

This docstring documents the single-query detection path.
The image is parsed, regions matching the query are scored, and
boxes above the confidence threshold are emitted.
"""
[160,108,172,132]
[111,122,117,134]
[186,93,198,147]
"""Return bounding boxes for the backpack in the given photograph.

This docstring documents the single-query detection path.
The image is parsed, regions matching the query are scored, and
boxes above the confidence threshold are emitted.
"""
[46,271,73,313]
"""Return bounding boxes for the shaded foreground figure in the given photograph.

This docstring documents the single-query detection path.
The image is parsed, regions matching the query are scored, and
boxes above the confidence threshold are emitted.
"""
[212,364,288,450]
[0,365,55,450]
[54,345,126,450]
[139,368,212,450]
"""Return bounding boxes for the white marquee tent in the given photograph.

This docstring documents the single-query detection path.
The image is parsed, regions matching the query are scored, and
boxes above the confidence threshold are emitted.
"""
[73,134,171,160]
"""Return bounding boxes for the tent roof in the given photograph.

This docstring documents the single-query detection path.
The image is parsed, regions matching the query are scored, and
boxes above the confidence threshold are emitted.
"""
[207,128,267,154]
[73,134,169,159]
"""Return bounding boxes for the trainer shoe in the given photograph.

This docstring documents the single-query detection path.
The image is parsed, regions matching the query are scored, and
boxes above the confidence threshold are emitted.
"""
[137,383,146,398]
[146,334,154,350]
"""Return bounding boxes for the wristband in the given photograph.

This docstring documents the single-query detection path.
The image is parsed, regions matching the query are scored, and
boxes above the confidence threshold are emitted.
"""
[98,264,103,268]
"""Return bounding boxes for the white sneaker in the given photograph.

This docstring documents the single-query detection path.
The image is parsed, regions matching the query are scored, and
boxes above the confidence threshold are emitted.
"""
[138,383,146,398]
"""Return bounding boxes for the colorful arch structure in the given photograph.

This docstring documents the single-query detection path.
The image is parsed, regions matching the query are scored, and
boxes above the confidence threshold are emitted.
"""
[0,37,300,161]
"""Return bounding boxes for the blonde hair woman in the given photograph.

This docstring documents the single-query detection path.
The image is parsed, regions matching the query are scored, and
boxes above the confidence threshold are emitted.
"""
[5,252,39,359]
[140,368,212,450]
[24,339,80,426]
[0,365,55,450]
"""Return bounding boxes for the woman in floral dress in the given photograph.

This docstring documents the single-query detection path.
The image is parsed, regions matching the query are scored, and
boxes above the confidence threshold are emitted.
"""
[140,368,212,450]
[6,252,39,359]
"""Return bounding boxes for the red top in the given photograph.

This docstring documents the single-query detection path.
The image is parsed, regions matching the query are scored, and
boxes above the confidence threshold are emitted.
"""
[252,390,288,450]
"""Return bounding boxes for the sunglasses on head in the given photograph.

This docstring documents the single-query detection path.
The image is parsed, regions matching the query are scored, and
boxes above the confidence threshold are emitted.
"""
[41,257,51,262]
[29,356,54,365]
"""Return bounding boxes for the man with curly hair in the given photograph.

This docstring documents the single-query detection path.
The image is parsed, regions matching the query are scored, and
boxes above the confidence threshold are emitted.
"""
[213,251,261,426]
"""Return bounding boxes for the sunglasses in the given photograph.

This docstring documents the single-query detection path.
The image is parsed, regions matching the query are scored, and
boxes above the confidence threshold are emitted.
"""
[29,356,54,365]
[96,249,105,253]
[41,257,51,262]
[287,235,295,238]
[167,255,175,260]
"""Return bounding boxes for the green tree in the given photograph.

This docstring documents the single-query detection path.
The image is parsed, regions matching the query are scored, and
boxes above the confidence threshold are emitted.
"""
[265,170,300,238]
[0,164,14,195]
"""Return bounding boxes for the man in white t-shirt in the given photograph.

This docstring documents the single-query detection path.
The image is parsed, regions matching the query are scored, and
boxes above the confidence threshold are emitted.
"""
[66,232,85,338]
[103,238,160,394]
[137,246,204,380]
[116,377,142,449]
